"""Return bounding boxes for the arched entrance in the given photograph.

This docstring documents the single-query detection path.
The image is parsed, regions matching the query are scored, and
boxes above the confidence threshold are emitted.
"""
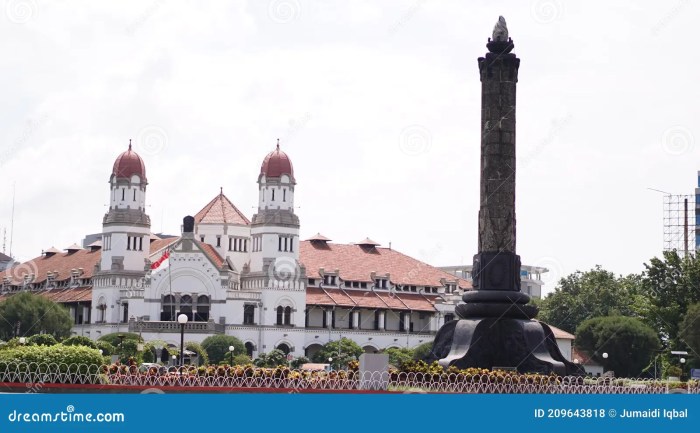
[276,343,291,355]
[305,343,323,359]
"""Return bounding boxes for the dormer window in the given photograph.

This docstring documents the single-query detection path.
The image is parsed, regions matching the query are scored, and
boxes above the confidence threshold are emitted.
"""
[375,278,387,289]
[323,275,337,286]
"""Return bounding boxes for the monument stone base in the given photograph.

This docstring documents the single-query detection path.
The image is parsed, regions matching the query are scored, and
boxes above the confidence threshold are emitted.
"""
[429,317,585,376]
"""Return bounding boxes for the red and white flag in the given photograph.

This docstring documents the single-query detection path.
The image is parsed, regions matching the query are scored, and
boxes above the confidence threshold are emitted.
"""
[150,250,170,271]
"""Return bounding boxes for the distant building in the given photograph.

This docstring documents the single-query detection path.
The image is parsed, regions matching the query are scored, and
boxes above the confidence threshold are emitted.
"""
[571,348,604,377]
[0,252,12,272]
[696,170,700,251]
[438,264,548,298]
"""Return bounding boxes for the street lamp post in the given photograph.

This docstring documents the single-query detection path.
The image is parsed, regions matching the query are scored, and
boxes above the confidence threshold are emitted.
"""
[177,314,188,368]
[680,357,686,381]
[328,357,333,371]
[229,345,234,365]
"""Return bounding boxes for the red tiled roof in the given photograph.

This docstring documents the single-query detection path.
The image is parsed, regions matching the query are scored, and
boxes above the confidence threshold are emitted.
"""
[149,237,179,256]
[300,241,471,289]
[546,324,575,340]
[194,192,250,225]
[0,249,101,286]
[0,286,92,303]
[195,241,226,269]
[305,287,436,312]
[112,143,146,181]
[571,348,602,366]
[260,144,294,179]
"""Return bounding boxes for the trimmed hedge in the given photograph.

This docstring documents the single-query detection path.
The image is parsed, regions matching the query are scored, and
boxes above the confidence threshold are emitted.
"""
[27,334,58,346]
[0,344,105,368]
[97,332,143,347]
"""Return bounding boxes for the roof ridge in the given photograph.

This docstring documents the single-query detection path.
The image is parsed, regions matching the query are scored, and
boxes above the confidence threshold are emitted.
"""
[220,193,251,224]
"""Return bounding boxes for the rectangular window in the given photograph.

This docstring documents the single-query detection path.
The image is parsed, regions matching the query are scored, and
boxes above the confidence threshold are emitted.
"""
[278,237,282,251]
[122,189,125,200]
[127,236,131,251]
[283,189,286,202]
[133,189,136,201]
[243,305,255,325]
[308,278,316,286]
[216,236,221,247]
[272,189,275,201]
[289,237,293,252]
[139,236,143,251]
[444,314,455,323]
[229,237,232,251]
[243,239,248,252]
[200,236,205,242]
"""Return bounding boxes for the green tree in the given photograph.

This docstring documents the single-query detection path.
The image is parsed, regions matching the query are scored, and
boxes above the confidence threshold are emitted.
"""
[575,316,661,378]
[412,341,435,361]
[642,251,700,347]
[538,266,644,333]
[253,349,287,367]
[289,356,309,369]
[679,303,700,361]
[384,347,414,368]
[201,335,245,365]
[232,354,253,366]
[311,338,363,370]
[0,292,73,340]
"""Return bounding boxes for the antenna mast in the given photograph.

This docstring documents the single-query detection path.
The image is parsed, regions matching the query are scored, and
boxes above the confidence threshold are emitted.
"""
[9,183,15,258]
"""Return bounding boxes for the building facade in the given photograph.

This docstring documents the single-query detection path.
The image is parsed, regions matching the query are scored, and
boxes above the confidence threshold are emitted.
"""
[0,144,573,361]
[439,264,548,298]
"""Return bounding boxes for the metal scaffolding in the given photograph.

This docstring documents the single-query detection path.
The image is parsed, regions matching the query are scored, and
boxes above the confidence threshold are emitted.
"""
[663,194,696,257]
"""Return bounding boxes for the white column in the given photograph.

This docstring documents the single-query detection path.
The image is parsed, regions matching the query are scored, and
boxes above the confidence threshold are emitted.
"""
[379,311,385,330]
[352,311,359,328]
[326,309,333,328]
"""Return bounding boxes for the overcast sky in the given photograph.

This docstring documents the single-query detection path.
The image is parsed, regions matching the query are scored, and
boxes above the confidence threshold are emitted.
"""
[1,0,698,295]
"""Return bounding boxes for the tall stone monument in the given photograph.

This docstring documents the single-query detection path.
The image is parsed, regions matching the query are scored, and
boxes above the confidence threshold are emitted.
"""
[430,17,583,376]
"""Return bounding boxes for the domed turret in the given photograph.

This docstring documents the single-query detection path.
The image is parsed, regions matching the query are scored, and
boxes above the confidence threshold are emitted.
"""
[112,141,147,182]
[260,140,294,180]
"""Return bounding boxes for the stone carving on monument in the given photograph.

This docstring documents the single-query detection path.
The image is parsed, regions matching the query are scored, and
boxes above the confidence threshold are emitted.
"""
[429,17,584,376]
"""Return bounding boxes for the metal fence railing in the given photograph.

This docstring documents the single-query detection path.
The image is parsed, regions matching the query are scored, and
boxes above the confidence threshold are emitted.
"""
[0,363,698,394]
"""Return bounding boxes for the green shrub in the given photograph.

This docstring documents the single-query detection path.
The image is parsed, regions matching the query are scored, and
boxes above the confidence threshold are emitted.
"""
[62,336,98,349]
[0,344,105,367]
[95,341,115,356]
[185,342,209,366]
[117,340,143,364]
[201,335,245,364]
[254,349,287,368]
[97,332,143,347]
[27,334,58,346]
[289,356,309,369]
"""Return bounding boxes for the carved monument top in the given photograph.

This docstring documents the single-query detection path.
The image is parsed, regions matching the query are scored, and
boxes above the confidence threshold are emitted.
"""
[492,16,508,42]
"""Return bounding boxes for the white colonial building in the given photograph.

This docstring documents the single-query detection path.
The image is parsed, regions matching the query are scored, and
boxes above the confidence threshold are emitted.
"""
[0,143,573,361]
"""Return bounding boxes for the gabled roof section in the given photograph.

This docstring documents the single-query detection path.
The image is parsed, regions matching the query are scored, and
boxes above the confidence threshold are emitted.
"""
[0,249,101,285]
[194,191,251,226]
[195,241,227,270]
[300,241,471,289]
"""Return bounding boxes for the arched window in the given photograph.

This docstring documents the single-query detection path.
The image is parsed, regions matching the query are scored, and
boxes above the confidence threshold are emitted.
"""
[276,343,290,355]
[195,295,210,322]
[284,306,292,325]
[245,342,255,358]
[276,306,284,326]
[180,295,193,321]
[161,295,175,321]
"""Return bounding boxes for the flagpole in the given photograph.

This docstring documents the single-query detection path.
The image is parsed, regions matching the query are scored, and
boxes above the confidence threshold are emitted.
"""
[168,247,174,322]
